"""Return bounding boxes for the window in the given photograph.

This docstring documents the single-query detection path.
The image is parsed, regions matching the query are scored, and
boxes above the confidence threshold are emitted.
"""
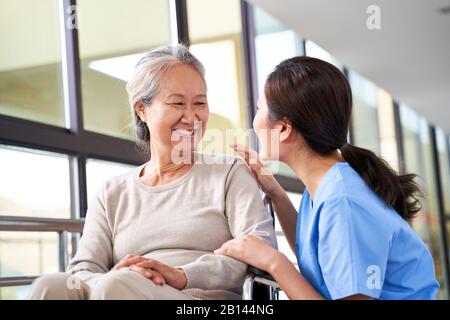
[0,232,59,278]
[187,0,250,155]
[400,105,447,299]
[0,285,30,300]
[0,145,71,219]
[348,71,380,154]
[377,89,399,171]
[447,221,450,256]
[305,40,343,70]
[253,6,304,95]
[77,0,171,140]
[436,128,450,215]
[0,0,64,126]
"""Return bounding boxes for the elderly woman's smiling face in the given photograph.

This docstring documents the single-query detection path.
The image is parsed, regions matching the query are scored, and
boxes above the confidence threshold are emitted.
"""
[137,63,209,158]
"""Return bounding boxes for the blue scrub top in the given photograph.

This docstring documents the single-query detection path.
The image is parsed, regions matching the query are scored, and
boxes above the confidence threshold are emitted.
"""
[295,162,439,300]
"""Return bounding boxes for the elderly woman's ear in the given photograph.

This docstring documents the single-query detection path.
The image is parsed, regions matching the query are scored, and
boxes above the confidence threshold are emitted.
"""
[135,100,147,123]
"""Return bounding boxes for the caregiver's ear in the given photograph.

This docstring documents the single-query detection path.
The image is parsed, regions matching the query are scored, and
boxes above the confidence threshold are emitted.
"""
[134,100,147,122]
[275,120,295,143]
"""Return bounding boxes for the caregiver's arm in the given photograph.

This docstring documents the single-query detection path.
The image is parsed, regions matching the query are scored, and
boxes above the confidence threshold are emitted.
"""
[217,235,371,300]
[271,254,371,300]
[66,184,113,286]
[178,158,277,291]
[231,144,298,252]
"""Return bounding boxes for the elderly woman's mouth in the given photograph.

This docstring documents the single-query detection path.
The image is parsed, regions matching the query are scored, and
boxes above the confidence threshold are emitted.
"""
[172,128,196,136]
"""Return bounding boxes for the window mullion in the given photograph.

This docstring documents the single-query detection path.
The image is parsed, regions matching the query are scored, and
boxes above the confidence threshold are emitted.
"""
[59,0,84,134]
[170,0,190,46]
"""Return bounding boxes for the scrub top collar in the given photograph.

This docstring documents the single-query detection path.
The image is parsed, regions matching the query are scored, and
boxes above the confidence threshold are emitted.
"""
[309,161,349,209]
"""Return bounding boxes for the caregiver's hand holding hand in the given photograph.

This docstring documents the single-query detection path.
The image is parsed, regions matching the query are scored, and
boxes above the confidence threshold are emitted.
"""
[230,144,285,200]
[214,235,287,274]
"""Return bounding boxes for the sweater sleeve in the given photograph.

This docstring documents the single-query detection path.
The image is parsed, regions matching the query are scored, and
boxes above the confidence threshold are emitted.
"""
[179,159,277,291]
[66,184,113,287]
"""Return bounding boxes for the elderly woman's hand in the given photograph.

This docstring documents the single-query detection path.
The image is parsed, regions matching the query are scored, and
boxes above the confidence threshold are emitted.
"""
[214,235,282,274]
[112,254,166,286]
[135,259,187,290]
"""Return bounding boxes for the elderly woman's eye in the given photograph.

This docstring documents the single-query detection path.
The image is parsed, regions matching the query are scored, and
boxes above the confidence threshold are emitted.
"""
[168,102,184,107]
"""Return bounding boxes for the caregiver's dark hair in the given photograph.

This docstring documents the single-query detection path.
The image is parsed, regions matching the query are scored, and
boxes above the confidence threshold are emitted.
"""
[265,56,421,220]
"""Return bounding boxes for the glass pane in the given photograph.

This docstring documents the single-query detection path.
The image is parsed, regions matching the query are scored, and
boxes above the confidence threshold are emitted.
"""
[436,128,450,215]
[77,0,171,139]
[276,235,297,265]
[0,0,64,126]
[377,89,399,171]
[400,104,447,299]
[0,285,30,300]
[86,158,134,201]
[187,0,249,156]
[253,6,304,95]
[274,192,302,232]
[0,145,70,218]
[0,232,58,277]
[253,5,303,178]
[278,290,289,300]
[274,192,302,271]
[305,40,343,70]
[447,221,450,259]
[286,192,302,211]
[349,71,380,154]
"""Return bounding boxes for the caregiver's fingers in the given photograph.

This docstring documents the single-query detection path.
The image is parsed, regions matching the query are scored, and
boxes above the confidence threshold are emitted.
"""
[231,144,257,160]
[214,239,241,256]
[231,144,268,168]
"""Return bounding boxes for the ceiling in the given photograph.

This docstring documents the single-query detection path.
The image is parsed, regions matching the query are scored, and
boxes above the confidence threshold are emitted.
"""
[249,0,450,133]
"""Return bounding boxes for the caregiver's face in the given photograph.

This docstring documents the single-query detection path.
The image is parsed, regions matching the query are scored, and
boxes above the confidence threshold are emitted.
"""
[145,64,208,154]
[253,92,279,160]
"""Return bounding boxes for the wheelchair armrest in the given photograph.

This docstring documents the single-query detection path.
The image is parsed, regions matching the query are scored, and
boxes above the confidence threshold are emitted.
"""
[247,266,276,282]
[243,266,280,300]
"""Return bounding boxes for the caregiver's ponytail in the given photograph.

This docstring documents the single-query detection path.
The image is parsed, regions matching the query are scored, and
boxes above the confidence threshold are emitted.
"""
[340,143,421,219]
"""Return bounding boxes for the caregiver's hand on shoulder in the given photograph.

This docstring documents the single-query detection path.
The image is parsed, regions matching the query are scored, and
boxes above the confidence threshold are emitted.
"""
[112,254,166,286]
[230,144,284,199]
[214,235,282,274]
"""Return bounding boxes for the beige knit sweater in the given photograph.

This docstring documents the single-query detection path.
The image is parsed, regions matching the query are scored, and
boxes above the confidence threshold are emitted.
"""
[66,153,277,299]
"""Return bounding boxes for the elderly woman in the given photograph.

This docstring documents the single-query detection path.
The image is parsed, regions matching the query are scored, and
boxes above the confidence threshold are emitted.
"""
[27,45,276,300]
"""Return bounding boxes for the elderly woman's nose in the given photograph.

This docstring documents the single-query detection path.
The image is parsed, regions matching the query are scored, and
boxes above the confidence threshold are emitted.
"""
[181,107,197,124]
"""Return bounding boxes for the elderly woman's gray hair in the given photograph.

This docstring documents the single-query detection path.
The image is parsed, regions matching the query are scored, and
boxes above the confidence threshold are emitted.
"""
[126,44,206,150]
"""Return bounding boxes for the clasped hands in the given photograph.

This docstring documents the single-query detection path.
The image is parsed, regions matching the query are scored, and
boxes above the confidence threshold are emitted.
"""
[113,234,279,290]
[112,254,187,289]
